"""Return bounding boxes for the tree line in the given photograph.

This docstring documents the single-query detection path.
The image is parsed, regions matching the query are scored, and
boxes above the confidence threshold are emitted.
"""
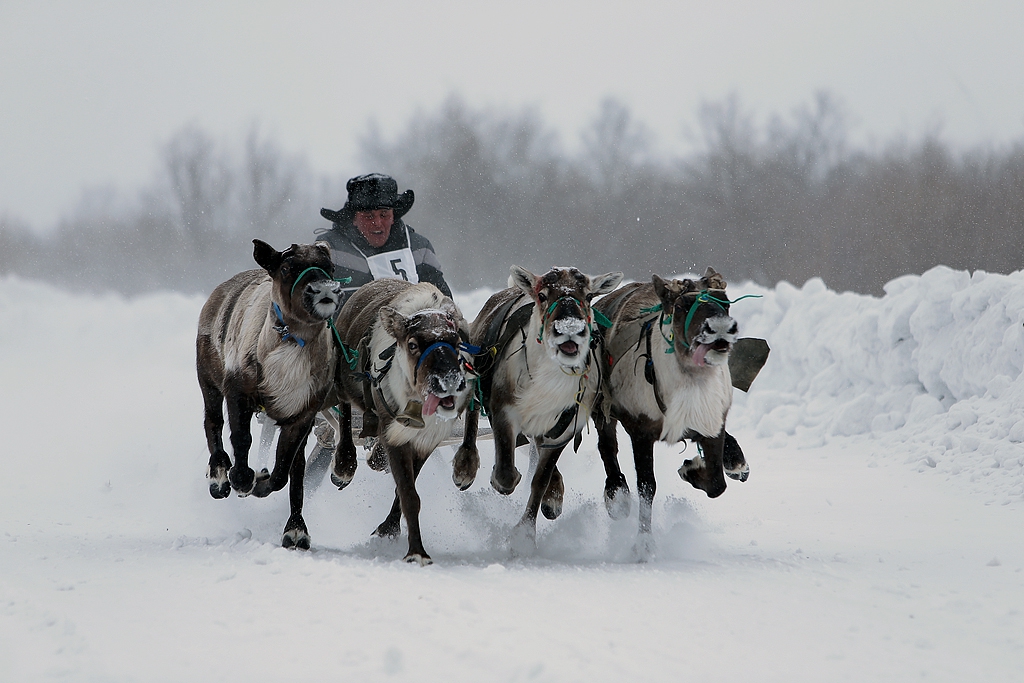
[2,93,1023,297]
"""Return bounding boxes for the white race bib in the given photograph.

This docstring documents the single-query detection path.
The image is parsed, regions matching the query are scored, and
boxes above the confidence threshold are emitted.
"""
[361,225,419,284]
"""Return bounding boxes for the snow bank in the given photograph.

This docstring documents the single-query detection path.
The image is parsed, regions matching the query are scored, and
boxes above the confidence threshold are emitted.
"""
[725,266,1024,503]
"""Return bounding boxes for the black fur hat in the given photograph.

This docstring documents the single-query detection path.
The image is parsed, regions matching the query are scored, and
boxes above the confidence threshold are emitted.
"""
[320,173,415,224]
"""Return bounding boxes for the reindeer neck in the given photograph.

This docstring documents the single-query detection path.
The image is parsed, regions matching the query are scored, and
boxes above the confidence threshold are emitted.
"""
[269,302,327,349]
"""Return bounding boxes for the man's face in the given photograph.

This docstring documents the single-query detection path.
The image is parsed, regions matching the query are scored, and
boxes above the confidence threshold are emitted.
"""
[352,208,394,248]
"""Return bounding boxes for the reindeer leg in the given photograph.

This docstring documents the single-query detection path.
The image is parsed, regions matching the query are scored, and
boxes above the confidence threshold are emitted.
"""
[389,443,432,566]
[199,378,231,499]
[225,391,258,496]
[510,442,564,555]
[489,407,522,495]
[373,456,428,539]
[630,431,657,561]
[541,465,564,520]
[330,403,358,490]
[680,429,728,498]
[722,430,749,482]
[282,442,310,550]
[254,416,313,498]
[452,407,480,490]
[596,414,631,520]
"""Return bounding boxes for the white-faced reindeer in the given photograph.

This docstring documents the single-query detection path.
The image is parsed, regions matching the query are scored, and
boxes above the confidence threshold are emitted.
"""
[454,265,623,552]
[196,240,343,549]
[329,279,474,565]
[595,268,744,558]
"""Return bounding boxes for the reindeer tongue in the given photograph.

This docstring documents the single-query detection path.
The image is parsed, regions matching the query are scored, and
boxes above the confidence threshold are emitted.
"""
[422,392,441,416]
[692,343,711,367]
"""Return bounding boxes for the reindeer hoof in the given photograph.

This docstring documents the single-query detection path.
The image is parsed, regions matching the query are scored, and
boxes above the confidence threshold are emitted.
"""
[282,514,310,550]
[452,446,480,491]
[541,480,564,521]
[632,533,656,563]
[207,465,231,499]
[228,466,257,497]
[726,464,750,482]
[251,469,273,498]
[679,456,727,498]
[509,522,537,557]
[723,432,749,482]
[604,476,631,520]
[490,465,522,495]
[209,481,231,499]
[403,552,433,566]
[366,440,390,472]
[331,445,358,490]
[373,519,401,539]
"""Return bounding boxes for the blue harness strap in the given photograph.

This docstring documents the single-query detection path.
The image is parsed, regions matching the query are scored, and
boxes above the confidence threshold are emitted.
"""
[272,301,306,347]
[416,341,457,372]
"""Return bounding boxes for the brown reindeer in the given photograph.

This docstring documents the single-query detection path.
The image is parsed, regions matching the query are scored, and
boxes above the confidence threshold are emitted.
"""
[595,268,740,559]
[329,279,474,565]
[196,240,343,549]
[454,265,623,553]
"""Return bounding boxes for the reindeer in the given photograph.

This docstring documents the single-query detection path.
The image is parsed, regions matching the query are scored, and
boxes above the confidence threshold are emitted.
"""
[594,268,743,559]
[453,265,623,552]
[329,279,474,565]
[196,240,343,549]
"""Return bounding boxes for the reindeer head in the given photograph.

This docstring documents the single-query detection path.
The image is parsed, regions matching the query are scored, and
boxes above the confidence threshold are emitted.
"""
[653,267,738,368]
[510,265,623,371]
[379,299,469,420]
[253,239,342,324]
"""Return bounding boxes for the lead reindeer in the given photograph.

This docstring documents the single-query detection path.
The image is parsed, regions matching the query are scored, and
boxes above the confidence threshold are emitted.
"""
[454,265,623,552]
[595,268,741,559]
[196,240,343,549]
[329,279,474,565]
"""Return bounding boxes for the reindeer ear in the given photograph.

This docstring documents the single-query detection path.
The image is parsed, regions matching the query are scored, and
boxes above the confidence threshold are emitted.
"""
[702,267,727,290]
[253,240,281,272]
[314,241,332,259]
[509,265,536,295]
[652,274,670,299]
[379,306,407,340]
[439,298,462,322]
[589,272,623,298]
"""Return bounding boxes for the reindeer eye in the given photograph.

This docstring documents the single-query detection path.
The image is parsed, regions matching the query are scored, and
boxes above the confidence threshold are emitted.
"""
[538,292,547,304]
[408,340,418,352]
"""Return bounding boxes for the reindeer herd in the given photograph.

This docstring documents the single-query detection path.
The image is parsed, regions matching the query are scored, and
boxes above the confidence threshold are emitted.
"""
[196,240,768,564]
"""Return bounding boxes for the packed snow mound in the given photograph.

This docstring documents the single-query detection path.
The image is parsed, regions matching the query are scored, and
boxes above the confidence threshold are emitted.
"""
[724,266,1024,503]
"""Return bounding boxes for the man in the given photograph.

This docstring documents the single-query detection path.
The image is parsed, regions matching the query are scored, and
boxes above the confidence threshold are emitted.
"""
[316,173,451,303]
[308,173,452,483]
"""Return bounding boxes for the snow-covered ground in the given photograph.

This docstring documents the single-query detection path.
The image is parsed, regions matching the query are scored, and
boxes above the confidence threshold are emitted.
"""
[1,267,1022,682]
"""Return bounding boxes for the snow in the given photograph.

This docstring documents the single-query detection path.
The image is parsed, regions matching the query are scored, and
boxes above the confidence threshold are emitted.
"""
[1,267,1022,682]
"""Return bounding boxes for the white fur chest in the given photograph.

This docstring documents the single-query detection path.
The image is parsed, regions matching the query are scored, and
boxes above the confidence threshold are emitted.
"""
[657,363,733,441]
[608,343,732,442]
[499,341,598,436]
[260,341,321,418]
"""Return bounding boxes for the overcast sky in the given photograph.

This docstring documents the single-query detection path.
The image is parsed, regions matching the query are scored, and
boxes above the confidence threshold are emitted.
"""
[2,0,1023,231]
